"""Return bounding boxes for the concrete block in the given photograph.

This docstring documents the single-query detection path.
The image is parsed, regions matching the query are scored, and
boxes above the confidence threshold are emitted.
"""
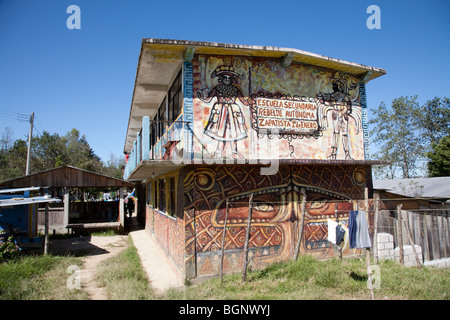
[378,243,385,250]
[384,242,394,250]
[378,249,389,257]
[403,246,413,255]
[377,233,392,243]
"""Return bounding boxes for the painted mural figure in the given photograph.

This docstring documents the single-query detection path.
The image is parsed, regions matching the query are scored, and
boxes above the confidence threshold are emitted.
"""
[318,73,360,160]
[197,65,249,158]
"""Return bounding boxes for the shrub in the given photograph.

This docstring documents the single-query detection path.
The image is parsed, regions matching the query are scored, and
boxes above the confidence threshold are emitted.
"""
[0,236,22,263]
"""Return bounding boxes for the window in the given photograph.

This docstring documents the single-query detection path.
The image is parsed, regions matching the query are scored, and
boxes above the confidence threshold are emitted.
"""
[146,182,152,206]
[158,179,166,212]
[158,97,167,139]
[154,181,158,208]
[150,119,156,158]
[168,70,182,122]
[169,177,176,216]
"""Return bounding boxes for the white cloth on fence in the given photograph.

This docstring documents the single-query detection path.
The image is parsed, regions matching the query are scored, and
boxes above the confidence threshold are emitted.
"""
[327,219,338,244]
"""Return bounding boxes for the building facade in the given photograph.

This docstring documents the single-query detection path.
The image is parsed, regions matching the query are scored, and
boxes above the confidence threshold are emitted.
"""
[123,39,386,279]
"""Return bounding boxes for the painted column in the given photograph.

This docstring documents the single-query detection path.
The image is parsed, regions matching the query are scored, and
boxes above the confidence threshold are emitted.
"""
[142,116,150,160]
[359,82,370,160]
[133,140,137,168]
[183,61,194,160]
[137,131,141,164]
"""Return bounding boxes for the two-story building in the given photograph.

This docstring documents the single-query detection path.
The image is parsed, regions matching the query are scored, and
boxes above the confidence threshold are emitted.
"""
[123,39,386,280]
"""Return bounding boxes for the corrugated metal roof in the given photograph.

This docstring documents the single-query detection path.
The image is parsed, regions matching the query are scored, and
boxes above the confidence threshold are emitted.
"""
[0,196,60,207]
[373,177,450,199]
[0,187,41,194]
[0,166,133,189]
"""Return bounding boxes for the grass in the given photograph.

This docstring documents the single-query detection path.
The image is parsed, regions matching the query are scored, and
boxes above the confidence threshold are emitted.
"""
[164,256,450,300]
[1,236,448,300]
[95,236,156,300]
[0,254,88,300]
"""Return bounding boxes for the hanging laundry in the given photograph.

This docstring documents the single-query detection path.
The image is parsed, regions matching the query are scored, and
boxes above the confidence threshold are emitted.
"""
[356,210,371,249]
[327,219,338,245]
[338,223,349,249]
[349,210,358,249]
[335,224,346,245]
[349,210,372,249]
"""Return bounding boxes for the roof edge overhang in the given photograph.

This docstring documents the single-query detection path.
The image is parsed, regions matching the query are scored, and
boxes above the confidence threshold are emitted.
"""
[0,165,134,189]
[124,38,387,153]
[142,38,387,80]
[126,158,387,182]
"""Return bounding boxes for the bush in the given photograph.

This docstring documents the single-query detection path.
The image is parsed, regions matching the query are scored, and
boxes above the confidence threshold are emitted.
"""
[0,236,21,263]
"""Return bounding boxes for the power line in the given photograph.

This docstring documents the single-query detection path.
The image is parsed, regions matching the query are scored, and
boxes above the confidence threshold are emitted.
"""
[33,115,46,135]
[0,110,32,126]
[0,108,29,117]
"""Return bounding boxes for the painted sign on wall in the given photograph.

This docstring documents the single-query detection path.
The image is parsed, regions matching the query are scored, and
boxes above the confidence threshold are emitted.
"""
[192,55,366,161]
[255,97,319,134]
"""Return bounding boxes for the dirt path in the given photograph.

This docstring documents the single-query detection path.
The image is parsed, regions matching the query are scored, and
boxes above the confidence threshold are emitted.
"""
[50,234,129,300]
[80,235,128,300]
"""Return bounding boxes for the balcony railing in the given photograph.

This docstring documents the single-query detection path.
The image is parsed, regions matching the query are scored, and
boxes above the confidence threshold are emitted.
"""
[123,116,192,180]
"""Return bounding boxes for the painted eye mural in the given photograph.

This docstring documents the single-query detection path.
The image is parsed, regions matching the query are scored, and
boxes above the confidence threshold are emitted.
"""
[183,164,372,276]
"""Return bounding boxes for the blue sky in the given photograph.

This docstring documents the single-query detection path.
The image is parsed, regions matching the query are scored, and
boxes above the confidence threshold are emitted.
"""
[0,0,449,163]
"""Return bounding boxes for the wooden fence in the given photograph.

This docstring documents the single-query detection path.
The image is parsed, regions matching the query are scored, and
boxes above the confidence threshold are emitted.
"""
[38,204,64,226]
[37,201,120,226]
[377,207,450,261]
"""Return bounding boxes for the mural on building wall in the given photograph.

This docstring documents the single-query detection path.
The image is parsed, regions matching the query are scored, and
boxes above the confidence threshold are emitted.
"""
[183,164,373,277]
[196,65,250,158]
[193,55,364,160]
[316,72,361,160]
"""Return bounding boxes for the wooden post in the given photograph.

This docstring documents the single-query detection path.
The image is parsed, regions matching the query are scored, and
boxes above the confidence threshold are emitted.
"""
[44,202,49,255]
[403,213,423,269]
[242,193,253,282]
[293,188,306,261]
[220,199,230,282]
[63,187,69,231]
[364,188,374,300]
[374,194,380,264]
[119,188,125,228]
[335,202,342,260]
[397,204,404,265]
[364,188,371,256]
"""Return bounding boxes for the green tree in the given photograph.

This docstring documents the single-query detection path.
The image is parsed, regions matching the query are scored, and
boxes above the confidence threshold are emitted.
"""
[426,135,450,177]
[0,139,28,181]
[418,96,450,148]
[370,95,424,179]
[101,153,126,179]
[60,128,103,173]
[32,131,65,172]
[0,127,125,181]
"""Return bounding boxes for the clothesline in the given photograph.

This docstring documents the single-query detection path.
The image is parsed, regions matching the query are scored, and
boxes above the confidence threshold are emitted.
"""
[223,198,450,211]
[328,211,372,249]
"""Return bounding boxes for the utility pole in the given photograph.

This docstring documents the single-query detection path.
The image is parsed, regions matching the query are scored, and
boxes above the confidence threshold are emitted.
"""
[25,112,34,175]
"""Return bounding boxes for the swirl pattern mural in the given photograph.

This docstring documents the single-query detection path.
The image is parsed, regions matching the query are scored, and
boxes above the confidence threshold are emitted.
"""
[183,164,372,277]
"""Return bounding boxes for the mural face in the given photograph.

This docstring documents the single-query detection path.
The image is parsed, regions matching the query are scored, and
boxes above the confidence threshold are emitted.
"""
[192,55,364,161]
[183,164,373,277]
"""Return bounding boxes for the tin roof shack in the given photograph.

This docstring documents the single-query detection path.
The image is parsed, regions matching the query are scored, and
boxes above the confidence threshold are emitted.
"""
[123,39,386,280]
[0,166,134,233]
[373,177,450,262]
[0,187,60,252]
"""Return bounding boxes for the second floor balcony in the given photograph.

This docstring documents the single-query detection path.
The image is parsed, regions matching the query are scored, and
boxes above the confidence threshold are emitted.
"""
[123,115,193,181]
